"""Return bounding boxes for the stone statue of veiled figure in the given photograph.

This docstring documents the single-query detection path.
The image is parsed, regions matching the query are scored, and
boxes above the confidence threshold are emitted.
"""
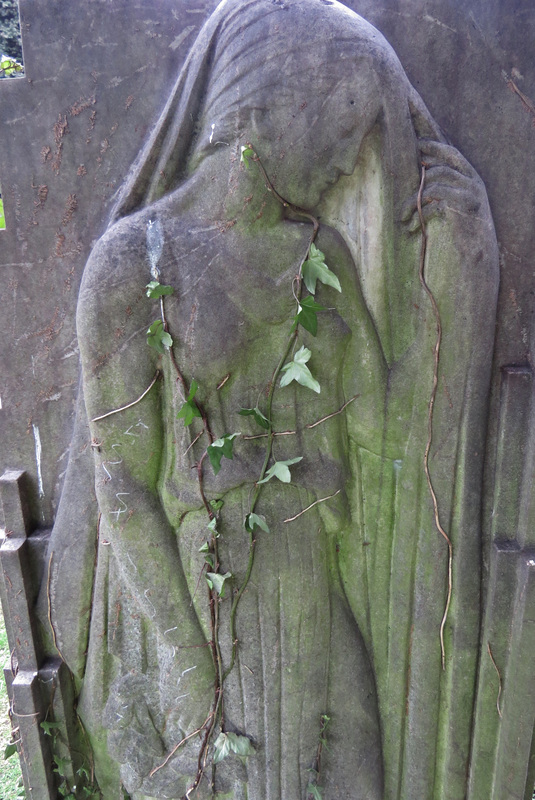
[40,0,499,797]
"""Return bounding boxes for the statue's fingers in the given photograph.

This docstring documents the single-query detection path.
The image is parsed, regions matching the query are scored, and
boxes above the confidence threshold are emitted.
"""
[419,139,476,178]
[421,165,473,189]
[405,198,446,233]
[400,186,447,224]
[400,191,433,223]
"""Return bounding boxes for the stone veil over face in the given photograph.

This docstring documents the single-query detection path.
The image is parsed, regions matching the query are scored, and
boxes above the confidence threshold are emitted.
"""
[41,0,499,797]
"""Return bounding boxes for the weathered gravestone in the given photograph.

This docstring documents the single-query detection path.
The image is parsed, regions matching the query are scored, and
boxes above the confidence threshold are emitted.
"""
[0,0,533,798]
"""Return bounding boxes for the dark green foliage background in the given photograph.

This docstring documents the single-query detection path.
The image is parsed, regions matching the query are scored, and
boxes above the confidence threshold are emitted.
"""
[0,0,22,61]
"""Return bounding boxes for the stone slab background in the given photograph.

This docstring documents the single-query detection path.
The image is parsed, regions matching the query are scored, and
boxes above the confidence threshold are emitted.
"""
[0,0,533,549]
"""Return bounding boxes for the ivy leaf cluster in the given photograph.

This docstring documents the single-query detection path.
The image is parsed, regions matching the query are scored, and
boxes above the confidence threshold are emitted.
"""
[207,433,240,475]
[306,783,323,800]
[292,296,326,337]
[280,346,320,393]
[177,380,202,425]
[147,319,173,353]
[240,145,255,169]
[302,243,341,295]
[41,721,62,736]
[239,406,270,429]
[245,512,270,533]
[3,742,17,759]
[213,732,255,764]
[146,280,174,299]
[0,55,22,77]
[206,571,232,597]
[258,457,303,484]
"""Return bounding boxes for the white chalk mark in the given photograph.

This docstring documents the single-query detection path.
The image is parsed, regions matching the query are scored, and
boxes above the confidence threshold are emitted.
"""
[108,443,123,464]
[528,559,535,567]
[124,425,140,439]
[144,588,157,617]
[176,693,190,701]
[422,13,457,33]
[170,25,196,51]
[0,397,2,410]
[126,552,138,573]
[164,626,178,635]
[32,424,45,498]
[102,463,112,481]
[136,419,149,430]
[42,392,61,403]
[209,123,215,144]
[109,493,129,520]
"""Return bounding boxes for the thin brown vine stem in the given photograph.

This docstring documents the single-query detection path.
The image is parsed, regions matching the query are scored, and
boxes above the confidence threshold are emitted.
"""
[283,490,341,523]
[161,294,215,445]
[417,164,453,671]
[242,429,296,440]
[305,393,360,429]
[184,428,205,456]
[224,173,319,679]
[91,370,160,422]
[158,148,321,786]
[149,718,212,777]
[224,150,320,677]
[247,143,320,235]
[149,297,221,794]
[47,552,67,663]
[197,452,215,518]
[307,714,329,799]
[486,641,503,719]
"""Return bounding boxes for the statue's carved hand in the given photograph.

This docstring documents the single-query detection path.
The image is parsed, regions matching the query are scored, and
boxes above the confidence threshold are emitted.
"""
[402,139,490,232]
[103,668,212,797]
[103,674,166,782]
[158,645,215,736]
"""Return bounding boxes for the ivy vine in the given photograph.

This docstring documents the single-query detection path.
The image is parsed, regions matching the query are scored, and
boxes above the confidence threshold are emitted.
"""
[141,142,344,797]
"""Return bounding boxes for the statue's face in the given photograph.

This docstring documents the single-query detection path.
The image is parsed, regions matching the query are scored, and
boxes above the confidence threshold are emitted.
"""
[261,70,380,209]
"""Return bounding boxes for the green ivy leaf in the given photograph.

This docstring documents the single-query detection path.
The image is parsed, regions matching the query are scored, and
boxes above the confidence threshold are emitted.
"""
[210,498,224,511]
[0,57,23,77]
[301,244,341,295]
[257,457,303,485]
[245,513,270,533]
[53,754,69,777]
[213,732,231,764]
[146,280,174,298]
[203,553,215,569]
[207,433,240,475]
[177,379,202,426]
[199,541,211,554]
[280,346,320,393]
[306,783,323,800]
[291,296,326,337]
[206,571,232,597]
[238,407,270,430]
[213,732,255,764]
[40,721,62,736]
[240,145,255,169]
[207,517,218,533]
[4,742,17,759]
[226,732,255,758]
[147,319,173,353]
[76,766,90,780]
